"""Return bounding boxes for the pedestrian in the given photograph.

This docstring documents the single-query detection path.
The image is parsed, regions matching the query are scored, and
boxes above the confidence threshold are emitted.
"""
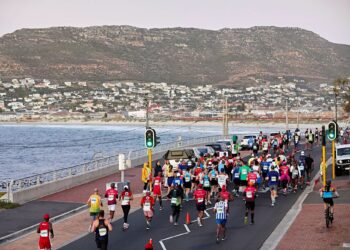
[92,210,112,250]
[37,213,54,250]
[243,182,257,224]
[87,188,103,232]
[154,161,163,177]
[120,185,133,230]
[140,190,155,230]
[168,183,183,226]
[104,182,118,221]
[214,195,228,243]
[142,163,152,191]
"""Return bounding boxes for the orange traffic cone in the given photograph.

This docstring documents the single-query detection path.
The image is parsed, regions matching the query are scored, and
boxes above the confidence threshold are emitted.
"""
[186,212,191,225]
[145,238,153,250]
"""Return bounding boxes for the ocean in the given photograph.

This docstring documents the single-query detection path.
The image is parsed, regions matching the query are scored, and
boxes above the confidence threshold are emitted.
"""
[0,123,294,181]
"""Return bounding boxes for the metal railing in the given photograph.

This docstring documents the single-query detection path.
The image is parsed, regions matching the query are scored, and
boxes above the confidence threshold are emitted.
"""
[1,135,227,193]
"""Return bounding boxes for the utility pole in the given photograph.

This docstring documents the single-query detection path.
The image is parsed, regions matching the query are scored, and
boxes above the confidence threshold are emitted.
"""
[335,92,338,124]
[145,96,150,129]
[285,99,289,131]
[296,98,300,129]
[222,97,229,138]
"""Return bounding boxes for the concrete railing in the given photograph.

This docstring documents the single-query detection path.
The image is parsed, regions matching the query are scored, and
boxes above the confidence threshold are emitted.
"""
[2,134,228,204]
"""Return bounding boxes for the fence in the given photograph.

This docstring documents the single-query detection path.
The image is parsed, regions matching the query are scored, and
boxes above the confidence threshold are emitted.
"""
[1,134,227,196]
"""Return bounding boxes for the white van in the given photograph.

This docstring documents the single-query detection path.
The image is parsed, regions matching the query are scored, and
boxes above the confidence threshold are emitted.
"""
[335,143,350,176]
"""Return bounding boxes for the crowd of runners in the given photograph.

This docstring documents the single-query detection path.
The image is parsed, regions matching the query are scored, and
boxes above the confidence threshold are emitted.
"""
[36,127,348,250]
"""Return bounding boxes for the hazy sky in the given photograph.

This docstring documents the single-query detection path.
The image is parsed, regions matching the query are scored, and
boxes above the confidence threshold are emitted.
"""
[1,0,349,44]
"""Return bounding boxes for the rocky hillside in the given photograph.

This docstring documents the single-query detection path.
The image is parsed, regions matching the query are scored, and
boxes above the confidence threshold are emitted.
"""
[0,26,349,85]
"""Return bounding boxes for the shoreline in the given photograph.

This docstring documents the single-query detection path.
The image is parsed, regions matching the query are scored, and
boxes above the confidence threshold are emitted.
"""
[0,119,336,129]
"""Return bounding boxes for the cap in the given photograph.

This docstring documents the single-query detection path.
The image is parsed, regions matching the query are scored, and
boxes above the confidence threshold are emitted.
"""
[124,185,129,189]
[198,183,203,188]
[176,173,181,177]
[94,188,98,192]
[43,214,50,220]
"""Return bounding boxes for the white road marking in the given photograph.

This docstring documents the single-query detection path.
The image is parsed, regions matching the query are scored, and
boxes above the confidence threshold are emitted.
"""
[159,224,191,250]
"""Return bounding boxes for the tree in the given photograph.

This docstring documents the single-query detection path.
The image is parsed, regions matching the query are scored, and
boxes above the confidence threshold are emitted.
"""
[334,77,350,112]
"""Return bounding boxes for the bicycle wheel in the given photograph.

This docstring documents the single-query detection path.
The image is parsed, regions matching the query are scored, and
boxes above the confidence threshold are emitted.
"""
[325,207,330,228]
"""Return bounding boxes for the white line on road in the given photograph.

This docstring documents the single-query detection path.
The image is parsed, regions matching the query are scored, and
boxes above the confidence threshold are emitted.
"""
[159,224,191,250]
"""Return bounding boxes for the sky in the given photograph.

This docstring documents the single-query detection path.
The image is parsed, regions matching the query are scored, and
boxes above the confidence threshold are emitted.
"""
[1,0,349,45]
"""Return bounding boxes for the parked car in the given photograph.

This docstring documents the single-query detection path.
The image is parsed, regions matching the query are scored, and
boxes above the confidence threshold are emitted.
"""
[240,135,256,150]
[216,139,232,151]
[335,143,350,176]
[163,149,196,168]
[193,146,215,158]
[206,143,230,157]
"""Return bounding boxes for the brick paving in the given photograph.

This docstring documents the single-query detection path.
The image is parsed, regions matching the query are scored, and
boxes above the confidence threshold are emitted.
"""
[277,178,350,250]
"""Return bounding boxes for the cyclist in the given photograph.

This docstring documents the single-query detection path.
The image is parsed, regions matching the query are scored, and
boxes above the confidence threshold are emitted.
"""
[319,180,339,221]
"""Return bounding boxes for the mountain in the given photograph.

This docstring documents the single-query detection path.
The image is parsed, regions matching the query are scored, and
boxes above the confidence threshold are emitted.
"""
[0,25,349,85]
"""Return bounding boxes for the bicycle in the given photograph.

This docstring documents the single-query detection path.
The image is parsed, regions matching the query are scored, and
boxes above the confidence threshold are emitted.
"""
[324,196,338,228]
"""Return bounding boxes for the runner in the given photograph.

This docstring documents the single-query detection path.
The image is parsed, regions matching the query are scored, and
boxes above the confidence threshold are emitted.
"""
[251,160,261,190]
[298,157,306,189]
[279,163,290,196]
[304,153,314,184]
[267,165,280,206]
[231,163,241,196]
[247,169,258,189]
[202,168,212,204]
[262,138,269,155]
[293,132,300,150]
[209,166,219,199]
[243,182,257,225]
[92,210,112,250]
[166,165,175,194]
[290,163,300,193]
[140,190,155,230]
[214,195,228,243]
[315,128,319,145]
[168,183,184,226]
[260,158,270,189]
[193,184,206,227]
[87,188,103,232]
[153,171,163,210]
[217,168,229,192]
[252,139,259,156]
[104,182,118,221]
[239,163,251,193]
[218,185,232,214]
[37,214,54,250]
[120,185,133,230]
[183,167,192,202]
[307,129,314,150]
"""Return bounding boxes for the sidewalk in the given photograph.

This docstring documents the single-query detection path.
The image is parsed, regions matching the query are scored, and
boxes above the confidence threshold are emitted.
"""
[277,177,350,250]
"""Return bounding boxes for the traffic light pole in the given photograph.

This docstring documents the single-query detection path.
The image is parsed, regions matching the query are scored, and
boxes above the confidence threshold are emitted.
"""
[322,125,326,186]
[332,140,335,179]
[147,148,152,192]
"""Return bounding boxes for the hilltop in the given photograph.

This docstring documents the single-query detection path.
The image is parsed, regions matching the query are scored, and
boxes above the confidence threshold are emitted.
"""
[0,26,349,85]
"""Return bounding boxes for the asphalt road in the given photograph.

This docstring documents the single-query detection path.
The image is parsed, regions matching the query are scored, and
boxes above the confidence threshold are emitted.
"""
[60,145,330,250]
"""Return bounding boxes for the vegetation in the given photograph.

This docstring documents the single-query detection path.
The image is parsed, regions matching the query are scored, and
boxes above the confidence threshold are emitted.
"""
[0,200,20,209]
[333,77,350,112]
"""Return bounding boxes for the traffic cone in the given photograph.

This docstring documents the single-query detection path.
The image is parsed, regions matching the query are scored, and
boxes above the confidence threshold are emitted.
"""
[145,238,153,250]
[186,212,191,225]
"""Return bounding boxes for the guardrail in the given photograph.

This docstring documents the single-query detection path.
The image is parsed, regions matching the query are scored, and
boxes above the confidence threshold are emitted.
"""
[1,135,227,195]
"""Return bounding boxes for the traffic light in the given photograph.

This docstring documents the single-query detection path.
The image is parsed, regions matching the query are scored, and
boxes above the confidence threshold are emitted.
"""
[145,128,155,148]
[327,121,338,141]
[145,128,159,148]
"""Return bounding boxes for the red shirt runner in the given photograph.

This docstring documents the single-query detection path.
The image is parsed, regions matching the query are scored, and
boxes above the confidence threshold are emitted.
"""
[141,195,155,211]
[38,221,51,249]
[121,190,133,206]
[153,176,162,196]
[193,189,206,204]
[247,172,258,186]
[105,188,118,205]
[244,186,257,202]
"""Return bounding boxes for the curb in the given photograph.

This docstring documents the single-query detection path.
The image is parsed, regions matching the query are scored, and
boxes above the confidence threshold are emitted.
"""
[0,204,88,245]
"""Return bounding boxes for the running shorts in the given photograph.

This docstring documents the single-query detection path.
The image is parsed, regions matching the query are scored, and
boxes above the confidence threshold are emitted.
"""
[90,212,99,220]
[240,180,248,186]
[153,187,161,196]
[323,198,334,206]
[245,201,255,210]
[143,210,154,218]
[108,204,116,212]
[184,182,191,189]
[210,179,218,186]
[196,203,206,211]
[216,219,227,225]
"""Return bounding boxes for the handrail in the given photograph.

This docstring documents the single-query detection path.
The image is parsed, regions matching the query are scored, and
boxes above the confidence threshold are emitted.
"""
[2,134,236,192]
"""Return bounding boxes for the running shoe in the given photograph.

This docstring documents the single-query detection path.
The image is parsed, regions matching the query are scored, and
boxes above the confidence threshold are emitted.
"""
[244,216,248,225]
[174,222,179,226]
[222,237,226,241]
[170,215,174,223]
[216,238,220,244]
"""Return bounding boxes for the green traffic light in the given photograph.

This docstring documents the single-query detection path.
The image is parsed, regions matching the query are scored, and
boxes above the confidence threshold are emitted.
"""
[146,141,153,147]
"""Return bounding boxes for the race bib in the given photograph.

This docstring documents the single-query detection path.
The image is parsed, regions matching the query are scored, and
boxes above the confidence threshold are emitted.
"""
[216,207,224,214]
[99,228,107,236]
[171,197,178,204]
[122,196,130,205]
[234,173,240,178]
[197,198,204,203]
[263,165,268,170]
[185,176,190,182]
[40,230,48,237]
[247,191,253,198]
[155,180,159,185]
[271,176,277,182]
[242,169,247,175]
[108,195,114,201]
[91,197,97,204]
[250,179,256,184]
[299,165,304,171]
[204,180,210,187]
[143,202,151,212]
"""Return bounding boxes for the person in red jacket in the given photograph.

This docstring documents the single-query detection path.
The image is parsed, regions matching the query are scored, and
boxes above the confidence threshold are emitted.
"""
[104,182,118,221]
[193,184,206,227]
[37,213,54,250]
[141,190,155,230]
[153,171,163,210]
[243,182,257,225]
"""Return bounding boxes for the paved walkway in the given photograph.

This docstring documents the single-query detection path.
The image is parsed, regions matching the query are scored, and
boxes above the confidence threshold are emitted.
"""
[277,177,350,250]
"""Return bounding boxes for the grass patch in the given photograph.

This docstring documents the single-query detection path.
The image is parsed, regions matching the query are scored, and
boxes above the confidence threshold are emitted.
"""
[0,200,21,209]
[0,192,5,198]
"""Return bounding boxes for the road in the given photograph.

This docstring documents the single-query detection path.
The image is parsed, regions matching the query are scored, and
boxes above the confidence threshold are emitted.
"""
[60,145,330,250]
